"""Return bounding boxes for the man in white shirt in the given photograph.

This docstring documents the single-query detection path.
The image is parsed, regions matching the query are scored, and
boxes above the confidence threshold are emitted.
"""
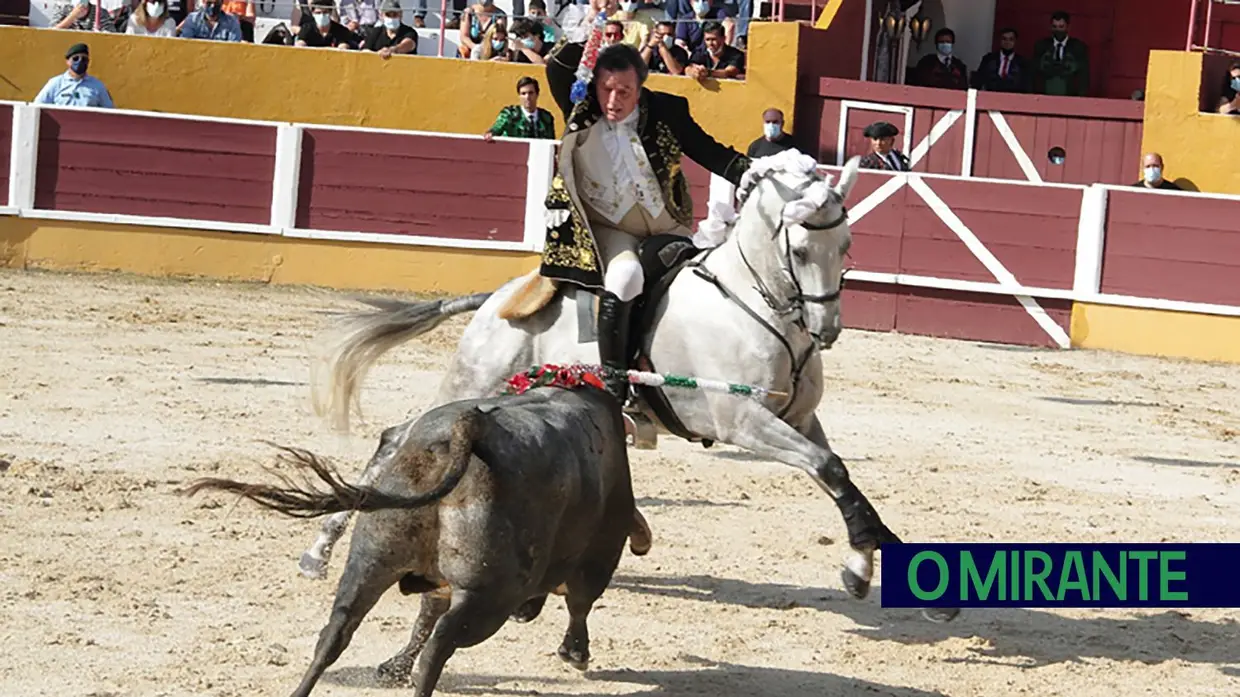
[537,42,750,401]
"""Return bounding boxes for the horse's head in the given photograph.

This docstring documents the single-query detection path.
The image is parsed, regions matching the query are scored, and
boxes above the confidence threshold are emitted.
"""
[730,151,860,350]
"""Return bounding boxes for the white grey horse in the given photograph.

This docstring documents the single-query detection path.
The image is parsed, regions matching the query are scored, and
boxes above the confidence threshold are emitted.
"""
[304,151,958,623]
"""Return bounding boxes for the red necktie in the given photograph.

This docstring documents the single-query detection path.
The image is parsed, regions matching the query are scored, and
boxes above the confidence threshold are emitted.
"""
[1000,54,1009,78]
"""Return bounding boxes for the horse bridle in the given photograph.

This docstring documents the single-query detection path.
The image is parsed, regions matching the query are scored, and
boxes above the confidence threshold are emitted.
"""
[686,174,851,419]
[735,177,851,331]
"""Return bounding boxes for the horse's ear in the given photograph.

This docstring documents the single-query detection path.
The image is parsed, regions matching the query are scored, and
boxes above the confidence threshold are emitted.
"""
[835,156,862,201]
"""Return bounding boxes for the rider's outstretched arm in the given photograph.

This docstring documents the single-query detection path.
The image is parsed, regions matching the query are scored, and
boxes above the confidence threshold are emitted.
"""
[657,92,751,186]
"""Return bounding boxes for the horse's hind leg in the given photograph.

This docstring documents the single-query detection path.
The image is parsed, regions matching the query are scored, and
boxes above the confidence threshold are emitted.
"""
[299,425,406,580]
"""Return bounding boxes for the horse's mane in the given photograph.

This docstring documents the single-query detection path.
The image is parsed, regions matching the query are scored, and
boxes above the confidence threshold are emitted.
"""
[691,150,838,250]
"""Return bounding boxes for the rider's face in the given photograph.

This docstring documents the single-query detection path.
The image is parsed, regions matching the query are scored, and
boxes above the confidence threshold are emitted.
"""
[596,67,640,122]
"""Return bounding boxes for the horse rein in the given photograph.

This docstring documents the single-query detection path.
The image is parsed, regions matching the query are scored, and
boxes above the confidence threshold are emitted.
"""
[685,176,850,419]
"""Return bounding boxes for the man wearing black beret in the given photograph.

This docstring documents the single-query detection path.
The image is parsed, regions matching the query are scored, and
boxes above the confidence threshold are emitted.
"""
[858,120,909,172]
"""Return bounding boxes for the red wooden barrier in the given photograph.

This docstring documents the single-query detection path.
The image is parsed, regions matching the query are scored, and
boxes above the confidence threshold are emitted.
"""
[32,109,276,224]
[1101,188,1240,307]
[295,128,528,243]
[0,103,11,205]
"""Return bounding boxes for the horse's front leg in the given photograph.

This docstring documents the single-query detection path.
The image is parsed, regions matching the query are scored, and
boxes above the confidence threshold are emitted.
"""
[800,415,960,624]
[712,399,896,600]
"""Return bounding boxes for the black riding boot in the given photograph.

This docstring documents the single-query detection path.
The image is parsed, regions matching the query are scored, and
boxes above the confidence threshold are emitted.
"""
[596,291,634,404]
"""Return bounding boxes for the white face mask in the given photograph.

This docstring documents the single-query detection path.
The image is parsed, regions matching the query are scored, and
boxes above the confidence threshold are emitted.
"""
[763,122,780,139]
[383,16,400,29]
[314,11,331,27]
[146,1,164,14]
[619,0,636,10]
[1144,165,1162,183]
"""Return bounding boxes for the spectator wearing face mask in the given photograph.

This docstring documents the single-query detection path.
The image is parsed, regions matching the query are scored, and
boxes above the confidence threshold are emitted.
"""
[35,43,114,109]
[509,18,550,64]
[911,28,969,90]
[675,0,730,57]
[126,0,178,35]
[458,0,507,59]
[640,20,686,75]
[51,0,115,32]
[1132,153,1181,191]
[477,23,512,60]
[483,77,556,141]
[297,0,359,49]
[1217,63,1240,115]
[180,0,243,40]
[746,108,802,158]
[526,0,559,43]
[685,21,743,81]
[361,0,417,57]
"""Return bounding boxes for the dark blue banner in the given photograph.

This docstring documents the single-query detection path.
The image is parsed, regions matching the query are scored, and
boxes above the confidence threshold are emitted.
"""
[879,543,1240,608]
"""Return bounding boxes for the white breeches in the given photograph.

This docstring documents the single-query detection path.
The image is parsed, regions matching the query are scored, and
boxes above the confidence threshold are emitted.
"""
[598,227,645,302]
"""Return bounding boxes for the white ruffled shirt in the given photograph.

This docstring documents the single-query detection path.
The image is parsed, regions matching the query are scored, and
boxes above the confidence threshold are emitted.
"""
[581,107,665,226]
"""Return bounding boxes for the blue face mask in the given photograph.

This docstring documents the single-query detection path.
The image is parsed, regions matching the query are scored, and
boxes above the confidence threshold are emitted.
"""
[70,55,89,75]
[763,122,780,139]
[491,38,506,51]
[937,42,952,56]
[662,35,673,48]
[521,37,536,49]
[383,16,400,29]
[693,1,709,14]
[1232,77,1240,92]
[1143,165,1162,184]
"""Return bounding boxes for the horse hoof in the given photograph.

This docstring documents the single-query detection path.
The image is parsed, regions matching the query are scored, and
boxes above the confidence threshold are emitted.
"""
[299,551,328,581]
[922,607,961,623]
[375,658,413,686]
[841,567,870,600]
[557,645,589,672]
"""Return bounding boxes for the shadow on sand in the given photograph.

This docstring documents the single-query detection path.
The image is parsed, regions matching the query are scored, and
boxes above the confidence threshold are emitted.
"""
[323,655,949,696]
[610,574,1240,668]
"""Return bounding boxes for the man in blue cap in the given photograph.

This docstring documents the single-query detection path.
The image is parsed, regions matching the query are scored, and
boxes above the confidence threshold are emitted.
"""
[34,43,115,109]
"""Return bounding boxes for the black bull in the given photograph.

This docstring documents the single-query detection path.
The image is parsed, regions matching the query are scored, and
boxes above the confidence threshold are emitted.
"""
[183,386,640,697]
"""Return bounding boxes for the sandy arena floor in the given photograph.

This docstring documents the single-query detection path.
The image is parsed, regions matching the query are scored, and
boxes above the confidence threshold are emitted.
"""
[2,267,1239,697]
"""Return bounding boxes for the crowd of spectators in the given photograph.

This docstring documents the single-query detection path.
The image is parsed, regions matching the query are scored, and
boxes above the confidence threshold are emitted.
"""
[41,0,751,78]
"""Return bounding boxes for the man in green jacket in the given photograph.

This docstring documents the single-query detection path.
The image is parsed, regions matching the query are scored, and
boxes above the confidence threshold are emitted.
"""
[1032,10,1089,97]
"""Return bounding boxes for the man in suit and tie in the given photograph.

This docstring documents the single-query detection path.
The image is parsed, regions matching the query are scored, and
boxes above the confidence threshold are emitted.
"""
[1033,10,1089,97]
[857,121,909,172]
[973,27,1031,93]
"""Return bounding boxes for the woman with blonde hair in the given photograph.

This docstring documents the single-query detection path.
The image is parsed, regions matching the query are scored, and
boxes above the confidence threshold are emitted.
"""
[477,23,512,61]
[126,0,177,35]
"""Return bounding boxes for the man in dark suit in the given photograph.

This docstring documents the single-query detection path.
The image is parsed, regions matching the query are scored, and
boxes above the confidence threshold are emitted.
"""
[1032,10,1089,97]
[857,121,910,172]
[972,27,1031,93]
[542,40,751,401]
[910,27,969,91]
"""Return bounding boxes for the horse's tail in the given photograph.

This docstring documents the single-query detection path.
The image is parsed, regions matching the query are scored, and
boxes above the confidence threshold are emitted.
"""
[181,409,483,518]
[311,292,491,433]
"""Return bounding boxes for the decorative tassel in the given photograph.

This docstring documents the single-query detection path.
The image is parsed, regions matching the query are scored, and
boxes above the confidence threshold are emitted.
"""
[501,363,788,400]
[570,12,609,105]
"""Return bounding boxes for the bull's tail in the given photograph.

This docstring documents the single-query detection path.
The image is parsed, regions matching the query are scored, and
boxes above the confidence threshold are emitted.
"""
[182,409,484,519]
[311,292,492,434]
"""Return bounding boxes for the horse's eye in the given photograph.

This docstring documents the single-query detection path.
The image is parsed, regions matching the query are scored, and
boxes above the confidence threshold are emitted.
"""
[792,247,809,262]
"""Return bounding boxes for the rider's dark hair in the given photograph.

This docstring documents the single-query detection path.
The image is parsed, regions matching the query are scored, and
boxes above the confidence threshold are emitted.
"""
[594,43,649,86]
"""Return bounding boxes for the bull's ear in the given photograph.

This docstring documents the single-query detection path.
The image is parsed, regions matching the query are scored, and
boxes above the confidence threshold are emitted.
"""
[835,156,861,201]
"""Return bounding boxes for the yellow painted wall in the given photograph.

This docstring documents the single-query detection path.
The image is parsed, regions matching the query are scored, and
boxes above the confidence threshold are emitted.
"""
[0,217,539,295]
[1070,302,1240,364]
[0,22,800,152]
[1142,50,1240,195]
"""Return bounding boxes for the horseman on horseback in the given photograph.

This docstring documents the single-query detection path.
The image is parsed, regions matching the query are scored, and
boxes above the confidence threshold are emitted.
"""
[537,35,752,403]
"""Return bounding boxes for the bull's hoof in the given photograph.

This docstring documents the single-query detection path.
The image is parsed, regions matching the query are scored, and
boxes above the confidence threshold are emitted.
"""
[299,551,328,580]
[557,644,589,672]
[922,607,961,623]
[841,567,870,600]
[375,656,413,686]
[511,595,548,623]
